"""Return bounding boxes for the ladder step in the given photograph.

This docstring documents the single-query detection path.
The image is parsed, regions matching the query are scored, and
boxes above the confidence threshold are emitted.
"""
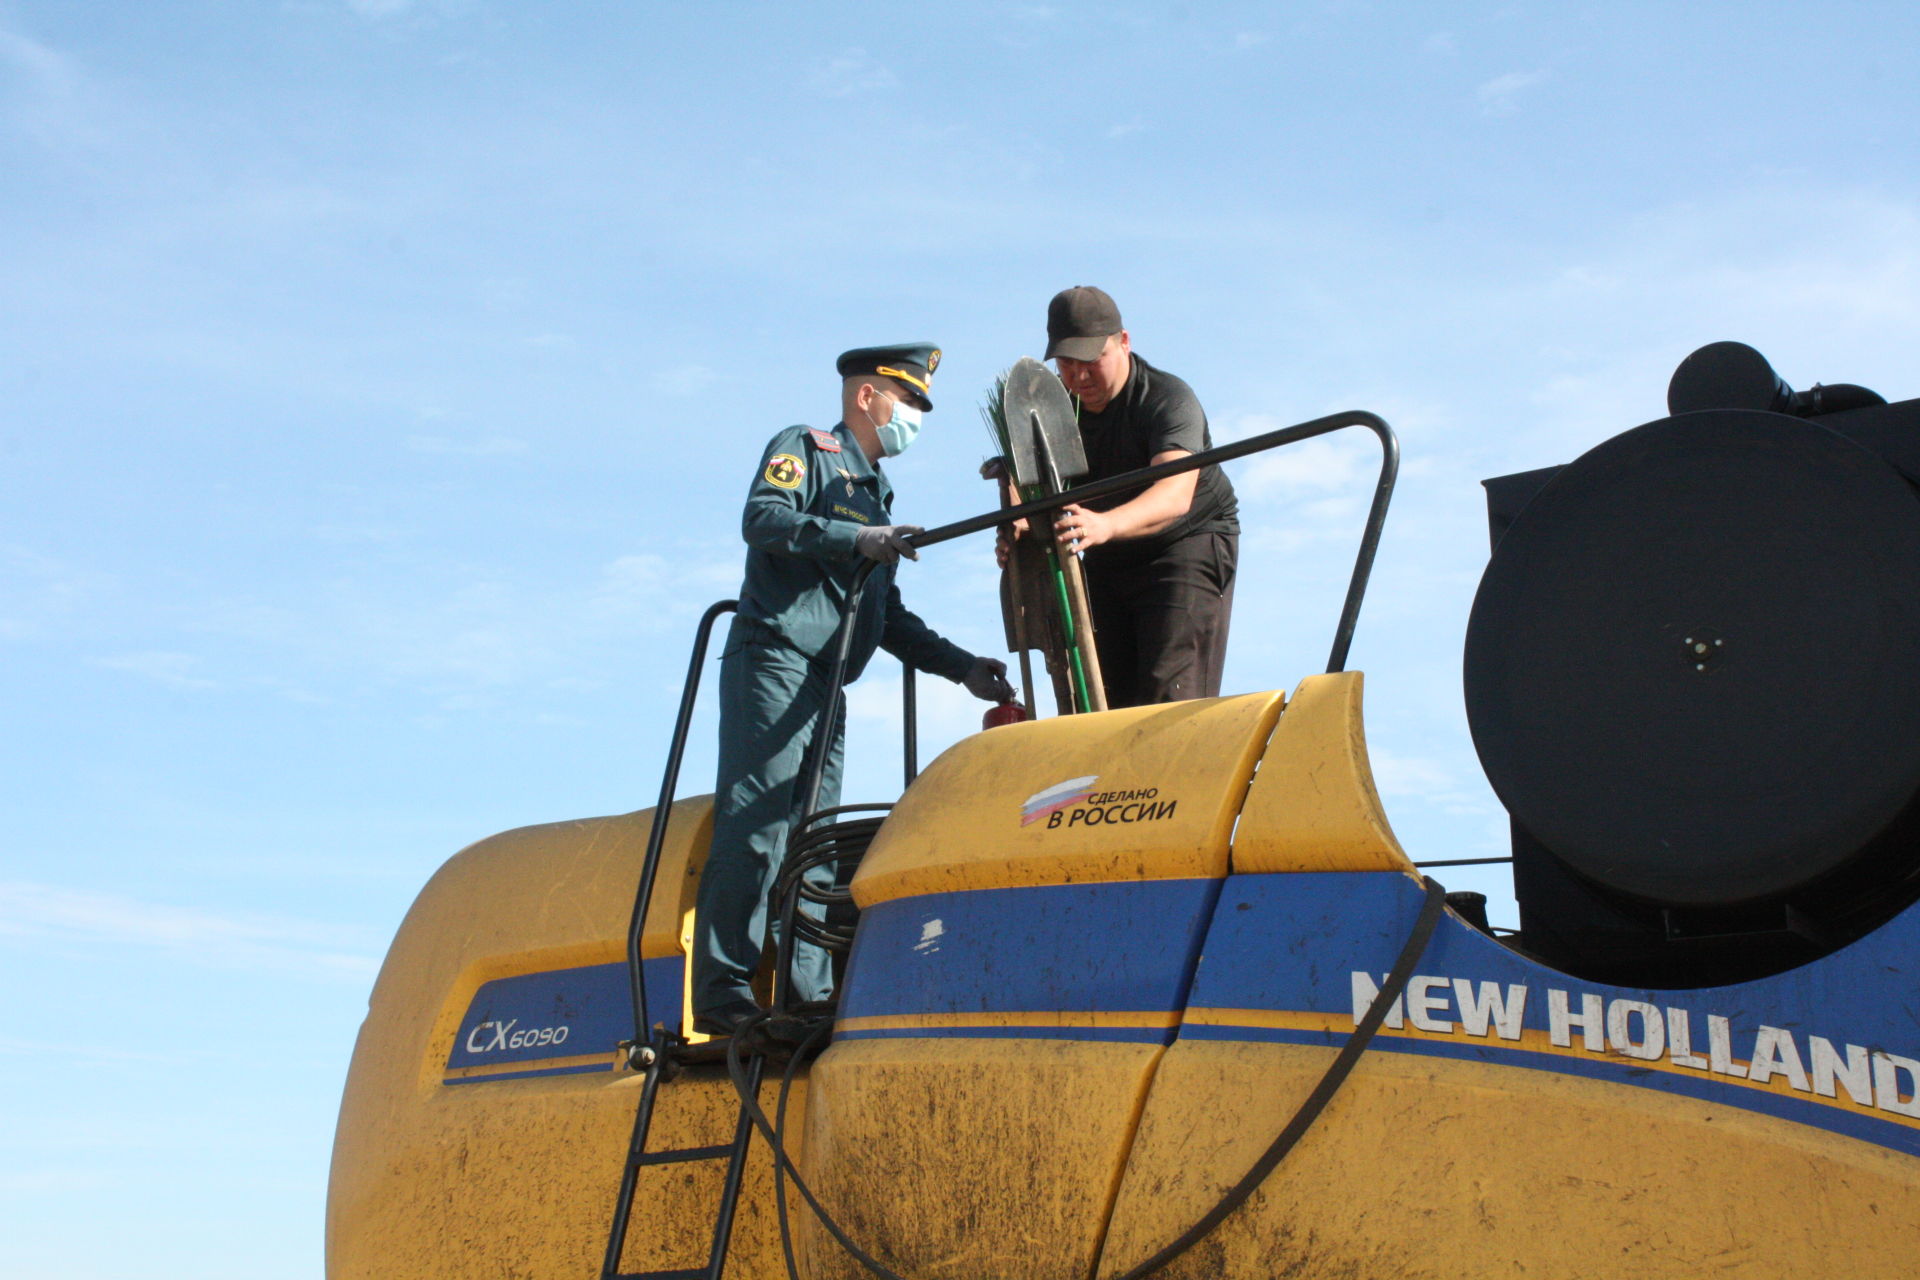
[632,1143,733,1167]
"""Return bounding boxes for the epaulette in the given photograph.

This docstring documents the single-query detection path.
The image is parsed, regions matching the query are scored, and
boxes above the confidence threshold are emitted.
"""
[806,428,842,454]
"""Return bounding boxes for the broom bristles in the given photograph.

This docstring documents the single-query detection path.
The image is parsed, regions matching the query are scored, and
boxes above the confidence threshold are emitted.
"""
[979,370,1011,459]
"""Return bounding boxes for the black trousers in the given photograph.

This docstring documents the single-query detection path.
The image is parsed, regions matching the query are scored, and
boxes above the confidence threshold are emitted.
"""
[1083,530,1236,708]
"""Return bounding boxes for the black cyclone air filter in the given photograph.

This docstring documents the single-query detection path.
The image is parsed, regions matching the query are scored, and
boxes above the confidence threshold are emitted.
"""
[1465,409,1920,910]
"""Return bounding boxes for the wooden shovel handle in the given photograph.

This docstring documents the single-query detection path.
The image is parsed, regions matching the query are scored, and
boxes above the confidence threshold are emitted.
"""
[1057,551,1107,712]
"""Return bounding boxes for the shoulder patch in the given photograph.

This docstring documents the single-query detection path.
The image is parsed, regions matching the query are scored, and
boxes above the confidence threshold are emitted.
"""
[764,453,806,490]
[807,428,842,453]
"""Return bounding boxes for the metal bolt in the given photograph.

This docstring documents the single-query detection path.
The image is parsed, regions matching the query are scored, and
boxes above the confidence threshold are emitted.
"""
[1695,663,1706,671]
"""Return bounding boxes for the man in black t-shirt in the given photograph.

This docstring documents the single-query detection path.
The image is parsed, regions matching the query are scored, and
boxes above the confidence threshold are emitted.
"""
[1041,285,1239,707]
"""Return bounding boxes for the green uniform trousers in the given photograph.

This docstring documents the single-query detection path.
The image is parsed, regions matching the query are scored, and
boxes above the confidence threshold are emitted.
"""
[691,621,844,1016]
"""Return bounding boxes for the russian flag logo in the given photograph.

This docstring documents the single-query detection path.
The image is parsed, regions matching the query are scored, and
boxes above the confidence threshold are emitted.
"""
[1021,775,1099,826]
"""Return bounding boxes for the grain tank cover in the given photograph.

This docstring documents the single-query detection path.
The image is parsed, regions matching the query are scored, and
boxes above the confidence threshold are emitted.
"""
[1464,408,1920,908]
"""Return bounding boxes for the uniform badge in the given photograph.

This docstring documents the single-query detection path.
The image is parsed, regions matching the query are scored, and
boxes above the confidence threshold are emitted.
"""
[927,348,941,373]
[807,428,842,453]
[764,454,806,490]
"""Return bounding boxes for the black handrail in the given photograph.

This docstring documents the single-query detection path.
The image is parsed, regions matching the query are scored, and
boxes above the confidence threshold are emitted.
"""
[622,598,735,1057]
[796,408,1399,820]
[910,408,1397,673]
[902,667,918,787]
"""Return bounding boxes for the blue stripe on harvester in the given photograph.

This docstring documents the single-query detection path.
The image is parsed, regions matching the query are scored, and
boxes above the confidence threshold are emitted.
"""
[835,1024,1172,1045]
[837,879,1220,1044]
[443,955,681,1082]
[1185,872,1920,1156]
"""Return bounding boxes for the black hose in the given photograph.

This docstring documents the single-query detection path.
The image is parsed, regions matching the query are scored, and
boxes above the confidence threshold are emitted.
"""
[725,1018,913,1280]
[1104,875,1447,1279]
[724,874,1450,1280]
[773,1018,835,1280]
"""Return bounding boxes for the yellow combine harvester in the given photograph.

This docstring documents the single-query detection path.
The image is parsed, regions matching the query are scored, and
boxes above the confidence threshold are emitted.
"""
[330,347,1920,1278]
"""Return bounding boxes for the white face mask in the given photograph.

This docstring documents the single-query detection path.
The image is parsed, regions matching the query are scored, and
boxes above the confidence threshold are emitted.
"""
[868,392,923,457]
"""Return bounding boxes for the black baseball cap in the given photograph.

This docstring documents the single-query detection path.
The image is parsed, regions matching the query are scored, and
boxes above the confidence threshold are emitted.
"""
[1045,286,1123,361]
[836,343,941,411]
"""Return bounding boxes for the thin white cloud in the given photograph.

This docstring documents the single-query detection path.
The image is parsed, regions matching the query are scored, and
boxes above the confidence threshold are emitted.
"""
[587,553,670,616]
[1228,424,1375,499]
[91,650,217,689]
[240,673,334,705]
[404,433,529,456]
[1425,32,1457,56]
[1507,188,1920,457]
[652,364,719,397]
[0,882,381,979]
[1368,747,1460,800]
[0,21,108,150]
[0,544,104,639]
[1107,118,1146,140]
[846,670,988,766]
[1557,264,1620,291]
[0,1168,112,1194]
[1240,522,1362,556]
[227,181,368,225]
[0,24,68,85]
[1476,69,1549,115]
[807,49,899,98]
[0,1035,207,1067]
[339,0,479,18]
[310,520,409,544]
[147,543,748,709]
[1234,32,1270,50]
[588,553,738,626]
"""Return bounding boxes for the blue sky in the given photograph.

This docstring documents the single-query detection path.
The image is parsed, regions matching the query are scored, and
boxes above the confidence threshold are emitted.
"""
[3,3,1917,1276]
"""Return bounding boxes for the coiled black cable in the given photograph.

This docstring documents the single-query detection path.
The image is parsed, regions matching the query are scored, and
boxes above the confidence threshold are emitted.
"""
[770,807,887,1011]
[774,821,879,951]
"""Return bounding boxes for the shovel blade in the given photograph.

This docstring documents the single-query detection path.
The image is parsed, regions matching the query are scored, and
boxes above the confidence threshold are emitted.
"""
[1002,357,1086,490]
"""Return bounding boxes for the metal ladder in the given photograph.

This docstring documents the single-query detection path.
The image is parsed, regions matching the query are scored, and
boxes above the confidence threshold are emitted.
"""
[600,1039,767,1280]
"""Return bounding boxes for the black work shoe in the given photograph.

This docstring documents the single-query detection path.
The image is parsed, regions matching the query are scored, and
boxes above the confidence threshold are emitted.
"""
[691,1000,763,1039]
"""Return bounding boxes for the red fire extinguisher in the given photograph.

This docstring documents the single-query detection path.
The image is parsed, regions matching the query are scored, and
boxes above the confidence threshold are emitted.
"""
[983,700,1028,730]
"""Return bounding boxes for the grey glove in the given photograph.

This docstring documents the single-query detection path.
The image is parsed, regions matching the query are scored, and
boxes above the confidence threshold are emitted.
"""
[854,524,923,565]
[963,656,1014,703]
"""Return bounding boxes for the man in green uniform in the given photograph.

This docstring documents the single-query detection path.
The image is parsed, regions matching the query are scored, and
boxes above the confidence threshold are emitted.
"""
[691,343,1012,1037]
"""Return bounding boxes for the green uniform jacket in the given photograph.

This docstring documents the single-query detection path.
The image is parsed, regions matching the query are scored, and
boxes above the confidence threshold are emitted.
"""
[736,421,972,685]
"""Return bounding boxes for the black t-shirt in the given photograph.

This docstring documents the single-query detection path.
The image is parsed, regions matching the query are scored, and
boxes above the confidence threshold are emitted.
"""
[1075,354,1239,564]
